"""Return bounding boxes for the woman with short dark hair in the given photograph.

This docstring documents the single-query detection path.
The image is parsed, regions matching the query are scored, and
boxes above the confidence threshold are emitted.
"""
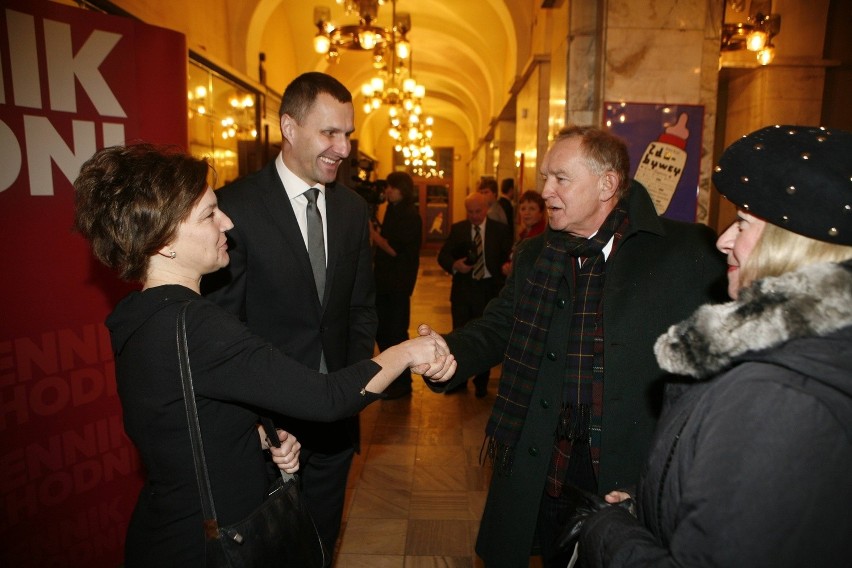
[74,143,455,566]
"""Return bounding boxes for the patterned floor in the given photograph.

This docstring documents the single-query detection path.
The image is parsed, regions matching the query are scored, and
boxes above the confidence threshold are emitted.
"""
[334,249,542,567]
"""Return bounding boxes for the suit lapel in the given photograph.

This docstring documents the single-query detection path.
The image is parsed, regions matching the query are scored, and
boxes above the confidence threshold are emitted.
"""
[322,183,345,309]
[256,163,323,309]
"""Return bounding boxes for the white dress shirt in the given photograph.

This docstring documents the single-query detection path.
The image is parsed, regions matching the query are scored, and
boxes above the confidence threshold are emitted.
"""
[275,154,328,261]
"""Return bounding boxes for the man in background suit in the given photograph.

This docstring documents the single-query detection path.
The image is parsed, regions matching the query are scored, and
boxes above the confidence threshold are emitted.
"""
[202,72,376,552]
[438,192,512,397]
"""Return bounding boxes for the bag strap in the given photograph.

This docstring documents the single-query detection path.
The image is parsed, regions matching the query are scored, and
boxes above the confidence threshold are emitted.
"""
[176,301,220,538]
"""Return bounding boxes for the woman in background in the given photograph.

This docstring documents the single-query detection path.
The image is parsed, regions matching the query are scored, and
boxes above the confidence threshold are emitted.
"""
[74,144,454,566]
[574,125,852,567]
[370,171,423,398]
[502,189,547,275]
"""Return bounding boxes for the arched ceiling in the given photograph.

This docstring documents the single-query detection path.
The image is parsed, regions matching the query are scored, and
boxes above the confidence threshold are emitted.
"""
[246,0,531,155]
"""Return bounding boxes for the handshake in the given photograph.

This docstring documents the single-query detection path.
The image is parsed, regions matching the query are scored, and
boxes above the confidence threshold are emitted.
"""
[408,323,455,381]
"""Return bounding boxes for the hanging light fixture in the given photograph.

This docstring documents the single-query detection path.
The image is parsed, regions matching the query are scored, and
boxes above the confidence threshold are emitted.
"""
[313,0,411,65]
[351,0,434,163]
[721,2,781,66]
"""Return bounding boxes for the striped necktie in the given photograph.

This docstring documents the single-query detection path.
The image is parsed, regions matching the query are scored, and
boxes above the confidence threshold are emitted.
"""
[472,224,485,280]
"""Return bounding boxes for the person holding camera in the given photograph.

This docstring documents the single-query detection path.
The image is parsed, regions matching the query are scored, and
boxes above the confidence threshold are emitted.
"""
[370,172,423,398]
[438,192,513,397]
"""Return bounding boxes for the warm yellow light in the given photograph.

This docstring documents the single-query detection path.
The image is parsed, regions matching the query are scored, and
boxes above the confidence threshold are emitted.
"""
[396,39,410,60]
[403,78,416,93]
[197,105,206,115]
[314,34,330,54]
[414,85,426,98]
[388,106,398,118]
[195,86,207,99]
[361,83,374,97]
[243,95,254,108]
[359,29,377,50]
[371,77,384,92]
[403,99,414,111]
[756,45,775,65]
[746,30,767,51]
[425,116,434,126]
[363,102,372,114]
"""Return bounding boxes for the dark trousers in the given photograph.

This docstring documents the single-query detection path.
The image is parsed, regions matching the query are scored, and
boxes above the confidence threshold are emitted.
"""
[450,277,502,387]
[375,291,412,386]
[298,444,356,553]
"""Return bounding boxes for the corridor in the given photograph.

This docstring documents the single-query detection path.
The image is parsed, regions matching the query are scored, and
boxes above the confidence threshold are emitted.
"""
[334,250,533,567]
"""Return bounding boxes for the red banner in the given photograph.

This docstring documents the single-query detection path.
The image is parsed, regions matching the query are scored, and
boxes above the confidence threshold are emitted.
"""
[0,1,187,565]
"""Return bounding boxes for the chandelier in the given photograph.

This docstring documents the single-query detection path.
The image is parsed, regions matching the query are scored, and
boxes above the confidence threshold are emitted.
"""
[721,0,781,65]
[313,0,410,64]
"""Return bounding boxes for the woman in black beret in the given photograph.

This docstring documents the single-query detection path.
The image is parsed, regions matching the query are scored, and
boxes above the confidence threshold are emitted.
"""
[565,125,852,567]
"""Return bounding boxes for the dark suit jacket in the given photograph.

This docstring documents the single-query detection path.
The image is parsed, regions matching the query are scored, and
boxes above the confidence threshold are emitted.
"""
[438,218,512,305]
[202,160,377,450]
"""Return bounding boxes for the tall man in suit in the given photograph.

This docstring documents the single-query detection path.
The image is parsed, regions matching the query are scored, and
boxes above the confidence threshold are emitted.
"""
[438,192,512,397]
[202,72,377,552]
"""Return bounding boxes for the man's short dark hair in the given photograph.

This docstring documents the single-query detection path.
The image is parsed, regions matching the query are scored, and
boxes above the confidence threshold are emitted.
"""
[279,72,352,123]
[478,178,498,196]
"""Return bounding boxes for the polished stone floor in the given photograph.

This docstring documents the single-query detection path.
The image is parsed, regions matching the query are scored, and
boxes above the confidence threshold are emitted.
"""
[334,250,543,567]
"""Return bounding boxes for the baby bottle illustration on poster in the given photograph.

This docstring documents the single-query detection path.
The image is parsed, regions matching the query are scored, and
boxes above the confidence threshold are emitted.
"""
[633,112,689,215]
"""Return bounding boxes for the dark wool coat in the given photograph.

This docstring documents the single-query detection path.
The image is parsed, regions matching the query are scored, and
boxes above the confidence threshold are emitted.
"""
[429,183,727,567]
[579,261,852,568]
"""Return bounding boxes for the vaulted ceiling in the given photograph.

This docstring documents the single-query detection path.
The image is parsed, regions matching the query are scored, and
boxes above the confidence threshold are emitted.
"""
[241,0,534,159]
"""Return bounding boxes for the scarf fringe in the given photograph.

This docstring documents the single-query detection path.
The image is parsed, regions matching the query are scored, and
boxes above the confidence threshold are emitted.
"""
[555,403,591,442]
[482,436,516,476]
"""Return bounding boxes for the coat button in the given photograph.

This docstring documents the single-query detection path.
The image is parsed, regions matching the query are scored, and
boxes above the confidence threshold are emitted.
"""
[540,399,550,409]
[528,446,538,456]
[547,351,557,361]
[557,298,567,308]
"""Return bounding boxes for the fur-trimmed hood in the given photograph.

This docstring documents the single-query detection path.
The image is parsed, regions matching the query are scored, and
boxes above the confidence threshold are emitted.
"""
[655,261,852,382]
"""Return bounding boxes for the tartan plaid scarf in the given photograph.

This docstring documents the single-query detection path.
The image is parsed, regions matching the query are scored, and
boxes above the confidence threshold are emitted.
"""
[483,202,629,477]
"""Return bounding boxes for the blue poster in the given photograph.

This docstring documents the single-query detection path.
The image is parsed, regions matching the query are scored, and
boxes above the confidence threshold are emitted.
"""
[604,102,704,222]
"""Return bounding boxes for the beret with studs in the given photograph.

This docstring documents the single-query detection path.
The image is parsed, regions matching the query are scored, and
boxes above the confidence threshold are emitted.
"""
[712,125,852,246]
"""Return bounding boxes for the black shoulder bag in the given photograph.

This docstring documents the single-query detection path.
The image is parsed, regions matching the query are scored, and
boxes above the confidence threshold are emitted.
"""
[176,302,329,567]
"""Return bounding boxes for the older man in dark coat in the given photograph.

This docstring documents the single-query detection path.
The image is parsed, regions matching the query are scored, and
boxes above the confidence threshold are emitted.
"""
[422,126,726,567]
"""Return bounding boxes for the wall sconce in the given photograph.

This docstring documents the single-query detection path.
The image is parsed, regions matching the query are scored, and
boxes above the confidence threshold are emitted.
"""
[722,8,781,65]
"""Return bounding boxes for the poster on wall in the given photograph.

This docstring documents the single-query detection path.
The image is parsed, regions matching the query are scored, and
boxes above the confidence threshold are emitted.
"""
[0,1,187,566]
[604,102,704,222]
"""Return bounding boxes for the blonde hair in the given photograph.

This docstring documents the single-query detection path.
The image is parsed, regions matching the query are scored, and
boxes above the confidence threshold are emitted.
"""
[740,223,852,286]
